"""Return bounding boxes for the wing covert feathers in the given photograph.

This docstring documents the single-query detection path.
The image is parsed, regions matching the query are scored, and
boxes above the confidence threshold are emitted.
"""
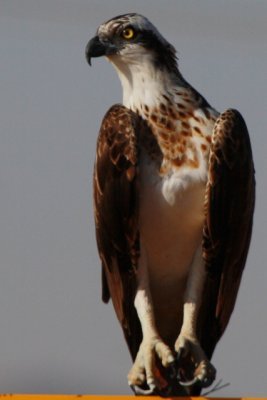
[93,104,143,358]
[201,109,255,358]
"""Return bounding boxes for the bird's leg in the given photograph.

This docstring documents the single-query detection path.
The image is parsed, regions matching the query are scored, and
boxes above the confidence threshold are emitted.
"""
[174,246,216,388]
[128,245,175,395]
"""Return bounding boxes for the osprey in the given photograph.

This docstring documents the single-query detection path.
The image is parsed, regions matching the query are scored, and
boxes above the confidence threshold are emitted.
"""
[86,13,255,396]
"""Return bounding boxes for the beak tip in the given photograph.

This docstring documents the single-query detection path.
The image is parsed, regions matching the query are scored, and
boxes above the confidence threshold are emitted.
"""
[85,35,114,66]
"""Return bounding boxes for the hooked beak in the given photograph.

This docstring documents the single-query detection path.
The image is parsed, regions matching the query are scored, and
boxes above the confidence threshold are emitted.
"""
[85,35,117,66]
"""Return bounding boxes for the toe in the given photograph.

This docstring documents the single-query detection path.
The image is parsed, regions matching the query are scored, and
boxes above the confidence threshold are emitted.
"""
[128,351,146,387]
[196,360,216,387]
[174,335,216,389]
[130,383,156,396]
[143,343,157,388]
[128,337,174,394]
[175,335,191,360]
[178,360,216,388]
[155,341,175,367]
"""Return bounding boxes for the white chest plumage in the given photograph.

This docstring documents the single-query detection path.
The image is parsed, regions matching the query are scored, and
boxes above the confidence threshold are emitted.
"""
[136,89,216,340]
[137,149,207,344]
[139,149,206,283]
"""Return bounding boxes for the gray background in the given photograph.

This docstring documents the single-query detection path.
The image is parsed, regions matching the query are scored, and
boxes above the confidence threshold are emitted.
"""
[0,0,266,396]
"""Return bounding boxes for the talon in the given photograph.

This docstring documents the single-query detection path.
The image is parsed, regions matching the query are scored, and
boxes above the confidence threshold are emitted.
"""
[199,371,216,388]
[131,383,156,395]
[177,364,216,388]
[178,376,199,387]
[175,335,216,389]
[195,361,216,388]
[128,336,173,394]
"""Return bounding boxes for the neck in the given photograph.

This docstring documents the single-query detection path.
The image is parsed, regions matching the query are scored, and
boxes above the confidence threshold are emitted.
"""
[109,55,186,112]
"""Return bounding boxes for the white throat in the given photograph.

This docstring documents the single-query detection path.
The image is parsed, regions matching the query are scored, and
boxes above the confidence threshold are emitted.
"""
[108,53,175,111]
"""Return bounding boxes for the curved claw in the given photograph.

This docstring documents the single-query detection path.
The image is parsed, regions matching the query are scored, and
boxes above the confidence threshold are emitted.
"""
[200,375,215,388]
[177,363,216,388]
[178,375,199,387]
[130,383,156,396]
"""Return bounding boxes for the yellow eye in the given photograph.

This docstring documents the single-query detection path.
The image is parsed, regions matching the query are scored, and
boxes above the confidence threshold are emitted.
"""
[121,27,135,40]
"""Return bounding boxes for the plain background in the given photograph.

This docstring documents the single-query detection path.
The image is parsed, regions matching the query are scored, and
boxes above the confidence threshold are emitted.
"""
[0,0,267,396]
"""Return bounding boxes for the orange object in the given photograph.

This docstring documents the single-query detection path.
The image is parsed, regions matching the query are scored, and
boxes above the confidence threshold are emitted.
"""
[0,396,265,400]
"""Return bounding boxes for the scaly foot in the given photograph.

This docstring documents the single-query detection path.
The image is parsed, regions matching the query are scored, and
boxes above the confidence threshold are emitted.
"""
[128,336,175,395]
[174,334,216,388]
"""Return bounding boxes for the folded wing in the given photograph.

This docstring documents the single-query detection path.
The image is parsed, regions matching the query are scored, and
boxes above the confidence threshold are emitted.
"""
[93,104,143,358]
[200,109,255,358]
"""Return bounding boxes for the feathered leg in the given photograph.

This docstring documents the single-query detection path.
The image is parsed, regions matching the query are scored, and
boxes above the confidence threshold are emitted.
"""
[128,244,175,395]
[175,246,216,388]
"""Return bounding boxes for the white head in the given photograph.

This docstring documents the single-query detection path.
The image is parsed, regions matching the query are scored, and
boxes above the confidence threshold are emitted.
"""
[86,13,181,109]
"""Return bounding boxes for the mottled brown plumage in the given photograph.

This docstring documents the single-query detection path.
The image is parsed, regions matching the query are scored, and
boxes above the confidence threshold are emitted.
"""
[94,105,142,357]
[200,109,255,358]
[93,104,255,390]
[88,13,255,396]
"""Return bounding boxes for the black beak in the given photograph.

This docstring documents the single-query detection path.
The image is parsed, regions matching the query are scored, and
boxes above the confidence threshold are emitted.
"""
[85,35,116,66]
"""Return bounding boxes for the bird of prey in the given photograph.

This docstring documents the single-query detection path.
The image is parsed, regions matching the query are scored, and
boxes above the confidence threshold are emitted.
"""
[86,13,255,396]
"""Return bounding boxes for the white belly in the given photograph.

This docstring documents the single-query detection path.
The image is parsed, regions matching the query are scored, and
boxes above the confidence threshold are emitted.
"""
[139,155,207,341]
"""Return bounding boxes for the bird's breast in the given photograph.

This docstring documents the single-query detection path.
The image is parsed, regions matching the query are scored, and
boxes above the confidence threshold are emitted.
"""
[138,151,207,342]
[136,92,216,289]
[139,150,207,279]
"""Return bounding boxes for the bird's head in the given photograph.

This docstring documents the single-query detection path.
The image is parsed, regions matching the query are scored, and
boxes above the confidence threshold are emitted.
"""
[86,13,178,74]
[86,14,182,109]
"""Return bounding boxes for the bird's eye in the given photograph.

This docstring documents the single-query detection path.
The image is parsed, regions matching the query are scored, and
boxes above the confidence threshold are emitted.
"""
[121,27,135,40]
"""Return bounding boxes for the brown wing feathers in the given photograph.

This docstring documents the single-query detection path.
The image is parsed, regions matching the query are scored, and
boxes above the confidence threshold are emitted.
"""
[94,105,255,362]
[93,104,142,358]
[200,109,255,358]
